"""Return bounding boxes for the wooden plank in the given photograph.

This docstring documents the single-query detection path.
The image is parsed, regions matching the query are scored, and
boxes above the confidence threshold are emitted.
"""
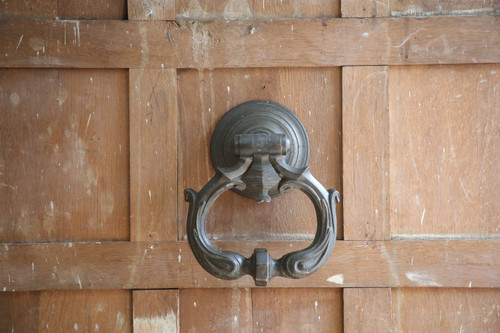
[179,288,252,332]
[129,68,178,241]
[344,288,392,332]
[175,0,339,20]
[133,290,179,333]
[177,67,342,241]
[392,288,500,332]
[128,0,175,20]
[0,16,498,68]
[1,240,499,290]
[0,290,131,332]
[0,292,40,332]
[388,64,500,239]
[342,0,499,18]
[0,0,126,19]
[0,69,129,242]
[252,288,343,332]
[38,290,131,332]
[343,66,390,241]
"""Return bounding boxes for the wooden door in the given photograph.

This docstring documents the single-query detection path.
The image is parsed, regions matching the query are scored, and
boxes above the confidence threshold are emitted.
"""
[0,1,499,332]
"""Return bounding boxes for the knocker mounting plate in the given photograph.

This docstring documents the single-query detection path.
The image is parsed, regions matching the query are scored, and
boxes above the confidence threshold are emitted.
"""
[185,100,339,286]
[210,100,310,202]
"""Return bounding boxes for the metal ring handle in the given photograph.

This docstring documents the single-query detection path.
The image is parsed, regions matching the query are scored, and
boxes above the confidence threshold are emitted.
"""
[185,156,339,286]
[184,100,339,286]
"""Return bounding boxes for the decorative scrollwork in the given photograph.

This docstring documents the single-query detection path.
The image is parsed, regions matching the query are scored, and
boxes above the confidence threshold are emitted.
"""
[184,100,339,286]
[185,155,339,286]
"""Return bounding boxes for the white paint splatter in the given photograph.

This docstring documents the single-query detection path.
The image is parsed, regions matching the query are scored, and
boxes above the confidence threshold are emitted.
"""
[326,274,344,284]
[420,208,426,225]
[405,271,442,287]
[134,312,178,332]
[16,35,24,51]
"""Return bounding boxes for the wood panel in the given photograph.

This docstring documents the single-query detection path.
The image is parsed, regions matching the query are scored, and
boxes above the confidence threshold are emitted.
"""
[344,288,392,332]
[1,240,499,290]
[128,0,175,20]
[343,66,390,241]
[133,290,179,333]
[0,291,40,332]
[393,288,500,332]
[176,0,339,20]
[0,290,131,332]
[252,288,343,332]
[1,16,498,69]
[130,68,178,241]
[177,67,342,241]
[389,64,500,239]
[0,69,129,242]
[179,288,252,332]
[0,0,126,19]
[342,0,499,17]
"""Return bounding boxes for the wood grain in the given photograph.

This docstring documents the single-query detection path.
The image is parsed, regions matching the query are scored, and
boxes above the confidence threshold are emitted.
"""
[0,291,40,332]
[179,288,252,332]
[133,290,179,333]
[130,68,178,241]
[176,0,339,20]
[343,66,390,241]
[0,69,129,242]
[252,288,343,332]
[177,67,342,241]
[0,16,498,68]
[389,64,500,239]
[128,0,175,20]
[0,0,126,19]
[344,288,392,332]
[0,240,499,290]
[0,290,131,332]
[393,288,500,332]
[342,0,500,18]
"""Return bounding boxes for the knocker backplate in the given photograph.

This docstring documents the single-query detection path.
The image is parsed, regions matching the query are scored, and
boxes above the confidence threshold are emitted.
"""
[210,100,310,199]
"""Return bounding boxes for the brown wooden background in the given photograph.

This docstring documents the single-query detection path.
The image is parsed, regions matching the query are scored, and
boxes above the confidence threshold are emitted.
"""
[0,0,499,332]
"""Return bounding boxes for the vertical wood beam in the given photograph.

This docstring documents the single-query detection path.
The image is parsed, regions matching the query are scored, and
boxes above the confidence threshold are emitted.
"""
[128,0,178,242]
[342,66,391,241]
[128,0,175,20]
[133,290,179,333]
[129,68,178,241]
[344,288,393,332]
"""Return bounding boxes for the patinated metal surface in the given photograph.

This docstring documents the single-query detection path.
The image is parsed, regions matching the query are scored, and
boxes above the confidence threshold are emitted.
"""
[185,101,339,286]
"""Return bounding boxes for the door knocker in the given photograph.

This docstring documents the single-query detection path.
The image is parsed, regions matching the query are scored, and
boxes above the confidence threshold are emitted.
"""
[185,101,339,286]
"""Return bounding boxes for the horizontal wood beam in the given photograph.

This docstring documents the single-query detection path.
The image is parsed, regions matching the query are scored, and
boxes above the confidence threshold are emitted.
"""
[1,240,498,290]
[0,16,498,68]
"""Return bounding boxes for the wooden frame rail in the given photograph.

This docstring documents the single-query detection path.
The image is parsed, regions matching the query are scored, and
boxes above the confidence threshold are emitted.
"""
[0,15,498,68]
[1,240,498,290]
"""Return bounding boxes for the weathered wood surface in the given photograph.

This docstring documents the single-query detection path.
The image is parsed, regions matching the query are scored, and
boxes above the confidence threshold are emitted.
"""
[0,0,126,20]
[344,288,393,332]
[0,240,498,290]
[0,16,498,68]
[343,66,390,241]
[389,64,500,239]
[391,288,500,332]
[175,0,339,20]
[129,68,178,242]
[180,288,252,332]
[342,0,499,18]
[0,69,130,242]
[252,288,343,332]
[133,289,179,333]
[0,290,132,332]
[128,0,175,20]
